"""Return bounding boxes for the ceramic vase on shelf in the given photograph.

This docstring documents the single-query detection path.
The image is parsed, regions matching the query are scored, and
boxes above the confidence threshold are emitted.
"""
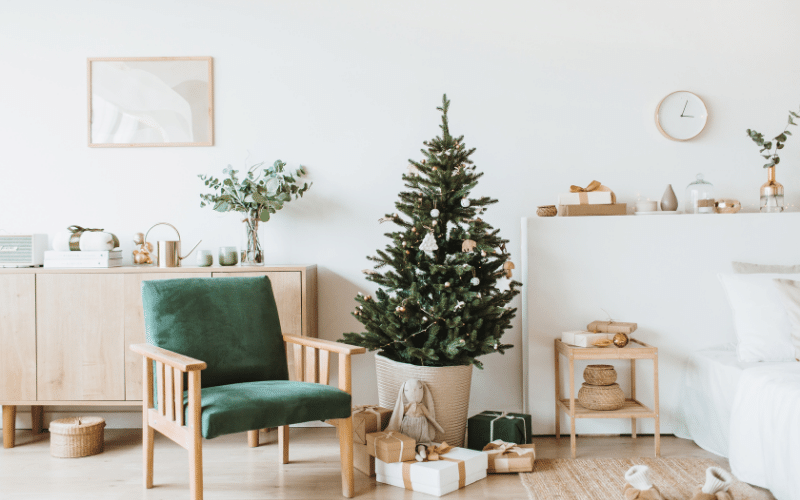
[240,213,265,265]
[660,184,678,211]
[760,166,784,213]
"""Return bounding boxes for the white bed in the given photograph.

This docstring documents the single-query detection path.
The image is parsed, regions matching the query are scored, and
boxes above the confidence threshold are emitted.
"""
[672,343,760,458]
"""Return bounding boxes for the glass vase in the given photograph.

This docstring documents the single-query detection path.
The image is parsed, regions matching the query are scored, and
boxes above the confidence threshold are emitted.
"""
[240,213,264,265]
[684,173,715,214]
[760,166,784,213]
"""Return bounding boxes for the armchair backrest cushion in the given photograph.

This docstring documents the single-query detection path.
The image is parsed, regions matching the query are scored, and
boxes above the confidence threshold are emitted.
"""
[141,276,288,388]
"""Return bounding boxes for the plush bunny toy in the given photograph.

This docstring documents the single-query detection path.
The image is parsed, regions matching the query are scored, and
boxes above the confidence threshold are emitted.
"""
[385,379,445,461]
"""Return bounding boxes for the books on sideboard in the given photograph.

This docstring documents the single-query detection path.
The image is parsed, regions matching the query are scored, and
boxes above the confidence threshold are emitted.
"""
[43,249,123,268]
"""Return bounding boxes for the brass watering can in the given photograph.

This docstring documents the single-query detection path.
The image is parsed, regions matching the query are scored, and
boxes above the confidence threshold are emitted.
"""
[144,222,202,268]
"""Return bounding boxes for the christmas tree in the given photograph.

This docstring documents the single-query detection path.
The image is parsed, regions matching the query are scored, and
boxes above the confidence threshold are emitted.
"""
[341,95,521,368]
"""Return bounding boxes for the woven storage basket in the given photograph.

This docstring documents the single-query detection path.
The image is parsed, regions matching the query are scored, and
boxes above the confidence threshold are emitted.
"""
[577,383,625,411]
[536,205,557,217]
[375,354,472,447]
[50,416,105,458]
[583,364,617,386]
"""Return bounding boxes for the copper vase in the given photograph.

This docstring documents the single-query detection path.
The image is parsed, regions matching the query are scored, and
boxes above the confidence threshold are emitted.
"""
[760,166,784,213]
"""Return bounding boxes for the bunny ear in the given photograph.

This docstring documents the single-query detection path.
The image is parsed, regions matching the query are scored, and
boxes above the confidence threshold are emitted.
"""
[385,381,407,432]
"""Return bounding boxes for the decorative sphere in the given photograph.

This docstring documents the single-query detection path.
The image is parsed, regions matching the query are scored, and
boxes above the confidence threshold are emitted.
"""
[461,198,470,207]
[471,277,480,286]
[430,209,440,218]
[444,282,450,287]
[613,333,629,348]
[432,221,437,226]
[481,251,487,257]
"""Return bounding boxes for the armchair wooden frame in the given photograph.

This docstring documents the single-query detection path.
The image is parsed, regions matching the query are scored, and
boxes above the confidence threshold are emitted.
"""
[130,334,365,500]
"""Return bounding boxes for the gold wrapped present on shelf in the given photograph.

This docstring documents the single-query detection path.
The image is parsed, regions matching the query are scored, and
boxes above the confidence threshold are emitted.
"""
[482,440,536,473]
[558,180,617,205]
[352,405,392,445]
[587,320,638,334]
[366,431,416,464]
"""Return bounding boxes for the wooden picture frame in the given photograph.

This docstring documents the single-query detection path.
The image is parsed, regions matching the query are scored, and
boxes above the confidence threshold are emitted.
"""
[87,56,214,148]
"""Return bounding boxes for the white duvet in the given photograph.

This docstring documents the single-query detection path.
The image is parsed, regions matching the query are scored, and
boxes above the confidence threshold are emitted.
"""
[729,362,800,500]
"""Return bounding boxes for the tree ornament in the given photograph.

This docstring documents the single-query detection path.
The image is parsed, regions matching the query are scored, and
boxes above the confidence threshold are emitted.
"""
[412,227,417,233]
[402,241,407,247]
[405,250,410,254]
[481,250,487,257]
[430,208,440,218]
[420,231,438,257]
[461,198,470,207]
[431,220,437,226]
[365,295,372,301]
[503,261,516,279]
[421,159,426,164]
[461,239,477,252]
[444,282,450,288]
[407,163,420,176]
[432,167,438,171]
[471,277,480,286]
[454,301,465,310]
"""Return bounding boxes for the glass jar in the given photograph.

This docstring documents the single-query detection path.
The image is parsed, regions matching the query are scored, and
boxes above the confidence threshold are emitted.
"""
[685,174,715,214]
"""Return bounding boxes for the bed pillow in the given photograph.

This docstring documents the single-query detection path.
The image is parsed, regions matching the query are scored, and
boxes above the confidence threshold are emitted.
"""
[718,273,797,362]
[731,262,800,274]
[771,279,800,360]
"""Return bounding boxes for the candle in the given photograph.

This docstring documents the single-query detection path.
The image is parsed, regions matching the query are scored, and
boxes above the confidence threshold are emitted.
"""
[218,246,239,266]
[196,250,213,267]
[635,200,658,212]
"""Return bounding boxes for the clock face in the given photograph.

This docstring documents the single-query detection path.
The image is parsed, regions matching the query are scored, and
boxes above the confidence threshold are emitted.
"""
[655,91,708,141]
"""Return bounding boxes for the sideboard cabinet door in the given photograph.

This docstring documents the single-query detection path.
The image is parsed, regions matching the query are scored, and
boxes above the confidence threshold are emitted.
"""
[0,275,36,401]
[36,274,125,401]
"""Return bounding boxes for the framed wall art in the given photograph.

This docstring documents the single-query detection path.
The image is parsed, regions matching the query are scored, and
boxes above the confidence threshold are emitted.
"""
[87,56,214,148]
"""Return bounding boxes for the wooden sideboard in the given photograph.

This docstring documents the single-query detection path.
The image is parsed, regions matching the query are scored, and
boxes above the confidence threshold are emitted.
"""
[0,265,317,448]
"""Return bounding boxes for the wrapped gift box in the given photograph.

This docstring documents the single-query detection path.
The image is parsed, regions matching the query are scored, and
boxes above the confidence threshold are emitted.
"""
[558,191,613,206]
[483,440,536,473]
[561,331,614,347]
[354,442,375,477]
[366,431,416,463]
[587,320,638,334]
[376,446,488,497]
[467,411,532,451]
[352,405,392,445]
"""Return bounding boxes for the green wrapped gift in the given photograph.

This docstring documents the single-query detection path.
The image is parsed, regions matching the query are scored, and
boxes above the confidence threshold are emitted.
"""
[467,411,532,451]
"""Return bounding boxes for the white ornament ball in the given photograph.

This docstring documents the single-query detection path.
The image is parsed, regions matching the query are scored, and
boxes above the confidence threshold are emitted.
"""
[461,198,470,208]
[430,209,440,218]
[471,277,480,286]
[481,251,487,257]
[444,282,450,287]
[432,220,437,226]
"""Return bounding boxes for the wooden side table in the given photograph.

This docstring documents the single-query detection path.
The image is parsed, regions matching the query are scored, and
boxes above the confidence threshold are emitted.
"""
[554,338,659,458]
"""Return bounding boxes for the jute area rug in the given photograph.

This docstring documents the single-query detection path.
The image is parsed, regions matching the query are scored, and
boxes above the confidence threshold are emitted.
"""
[520,458,773,500]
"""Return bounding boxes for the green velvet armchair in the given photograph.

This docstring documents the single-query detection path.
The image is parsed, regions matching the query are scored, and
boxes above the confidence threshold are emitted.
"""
[130,276,365,499]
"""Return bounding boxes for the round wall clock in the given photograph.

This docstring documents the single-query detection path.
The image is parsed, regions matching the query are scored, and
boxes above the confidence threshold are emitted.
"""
[655,91,708,141]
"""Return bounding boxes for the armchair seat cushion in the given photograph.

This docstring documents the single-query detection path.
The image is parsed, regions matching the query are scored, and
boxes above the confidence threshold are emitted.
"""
[186,380,352,439]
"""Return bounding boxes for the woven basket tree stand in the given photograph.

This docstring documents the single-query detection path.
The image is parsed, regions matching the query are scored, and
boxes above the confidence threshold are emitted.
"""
[49,416,105,458]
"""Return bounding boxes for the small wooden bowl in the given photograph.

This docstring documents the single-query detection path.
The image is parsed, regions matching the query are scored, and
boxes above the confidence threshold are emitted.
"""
[537,205,557,217]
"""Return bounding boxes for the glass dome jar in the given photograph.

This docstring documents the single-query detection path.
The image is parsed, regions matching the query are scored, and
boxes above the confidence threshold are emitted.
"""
[685,174,715,214]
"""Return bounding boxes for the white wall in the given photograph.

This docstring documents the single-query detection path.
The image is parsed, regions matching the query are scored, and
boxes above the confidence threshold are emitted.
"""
[2,0,799,429]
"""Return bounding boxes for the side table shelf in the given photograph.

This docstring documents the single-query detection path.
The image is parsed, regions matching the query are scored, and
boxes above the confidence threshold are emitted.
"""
[554,338,660,458]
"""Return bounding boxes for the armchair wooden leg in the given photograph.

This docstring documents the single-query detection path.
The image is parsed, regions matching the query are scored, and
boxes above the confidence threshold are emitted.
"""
[3,406,16,449]
[144,422,154,489]
[247,430,259,448]
[30,406,43,435]
[278,425,289,464]
[337,417,354,498]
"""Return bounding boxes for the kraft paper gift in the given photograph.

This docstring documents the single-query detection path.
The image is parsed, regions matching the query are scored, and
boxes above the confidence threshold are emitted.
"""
[366,431,416,463]
[482,440,536,473]
[354,442,375,477]
[561,331,614,347]
[587,320,638,334]
[352,405,392,445]
[557,203,627,217]
[557,180,616,206]
[375,443,488,497]
[467,411,532,451]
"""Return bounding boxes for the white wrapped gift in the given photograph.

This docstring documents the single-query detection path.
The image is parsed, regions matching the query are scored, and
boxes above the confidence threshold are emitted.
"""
[375,444,488,497]
[557,191,613,205]
[561,331,614,347]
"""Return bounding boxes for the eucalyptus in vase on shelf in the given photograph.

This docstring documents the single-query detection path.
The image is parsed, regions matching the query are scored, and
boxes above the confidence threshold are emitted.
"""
[198,160,311,265]
[747,105,800,213]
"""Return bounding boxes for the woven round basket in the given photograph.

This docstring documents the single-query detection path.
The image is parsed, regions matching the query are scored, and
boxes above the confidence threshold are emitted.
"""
[583,364,617,386]
[577,382,625,411]
[375,354,472,447]
[537,205,557,217]
[49,416,105,458]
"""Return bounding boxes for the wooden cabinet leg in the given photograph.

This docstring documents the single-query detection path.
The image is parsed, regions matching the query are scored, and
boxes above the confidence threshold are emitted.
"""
[247,430,259,448]
[554,344,561,439]
[3,406,16,449]
[653,356,660,457]
[568,356,576,458]
[31,406,43,435]
[279,425,289,464]
[630,359,636,439]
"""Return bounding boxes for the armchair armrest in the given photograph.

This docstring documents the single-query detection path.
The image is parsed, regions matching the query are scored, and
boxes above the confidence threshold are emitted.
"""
[130,344,207,372]
[283,334,366,355]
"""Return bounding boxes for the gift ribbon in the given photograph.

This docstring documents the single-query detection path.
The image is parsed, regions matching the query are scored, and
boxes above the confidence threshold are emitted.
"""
[67,225,105,251]
[568,181,617,204]
[486,411,528,444]
[400,442,466,491]
[482,439,535,473]
[373,431,406,463]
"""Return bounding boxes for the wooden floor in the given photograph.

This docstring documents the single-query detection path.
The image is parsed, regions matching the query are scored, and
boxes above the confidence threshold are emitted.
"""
[0,428,739,500]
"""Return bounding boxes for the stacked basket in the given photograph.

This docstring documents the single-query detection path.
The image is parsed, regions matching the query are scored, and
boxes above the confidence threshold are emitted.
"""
[577,365,625,411]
